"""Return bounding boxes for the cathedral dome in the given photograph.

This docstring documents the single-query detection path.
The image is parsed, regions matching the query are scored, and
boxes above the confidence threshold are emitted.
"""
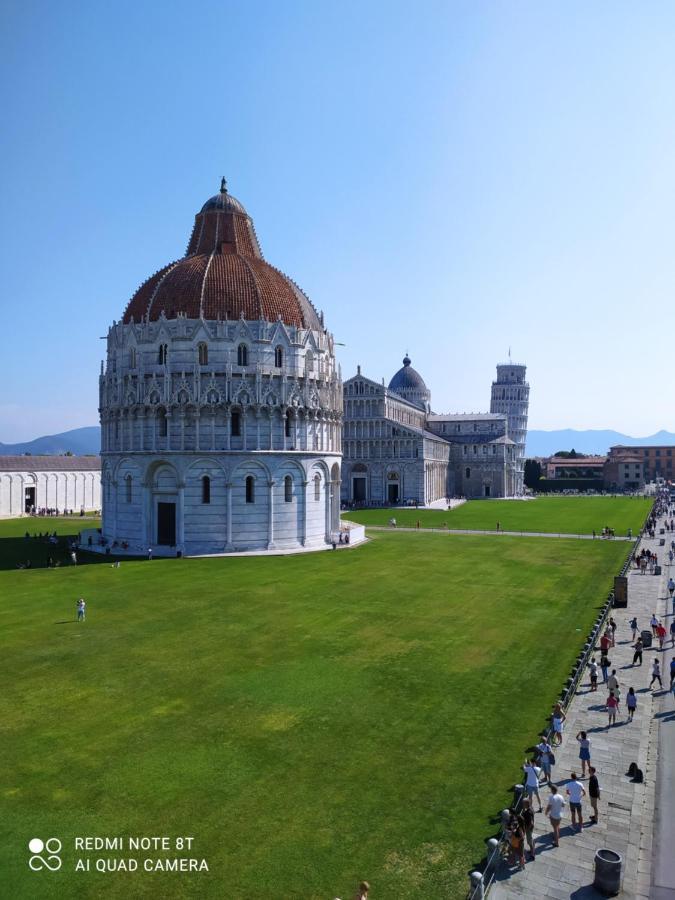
[122,179,321,330]
[388,355,428,393]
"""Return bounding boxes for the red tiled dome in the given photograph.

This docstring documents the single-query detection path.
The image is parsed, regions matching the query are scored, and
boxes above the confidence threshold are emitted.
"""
[122,184,321,330]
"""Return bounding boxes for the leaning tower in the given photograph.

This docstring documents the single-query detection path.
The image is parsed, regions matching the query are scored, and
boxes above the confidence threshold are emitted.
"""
[490,361,529,494]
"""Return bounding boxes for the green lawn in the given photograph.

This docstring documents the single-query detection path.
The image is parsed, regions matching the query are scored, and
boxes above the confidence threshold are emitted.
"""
[344,495,651,535]
[0,519,630,899]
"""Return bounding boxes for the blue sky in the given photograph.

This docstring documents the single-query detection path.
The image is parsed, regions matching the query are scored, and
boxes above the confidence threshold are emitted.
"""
[2,1,675,441]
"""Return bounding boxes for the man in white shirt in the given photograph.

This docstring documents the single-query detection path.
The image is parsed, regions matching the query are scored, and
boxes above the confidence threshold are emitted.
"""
[566,773,586,830]
[522,759,543,812]
[545,785,566,847]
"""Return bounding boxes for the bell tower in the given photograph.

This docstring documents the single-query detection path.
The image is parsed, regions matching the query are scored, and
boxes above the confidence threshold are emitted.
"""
[490,360,529,494]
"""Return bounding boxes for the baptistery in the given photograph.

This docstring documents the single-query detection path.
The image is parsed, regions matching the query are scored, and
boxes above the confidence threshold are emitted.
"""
[99,180,342,555]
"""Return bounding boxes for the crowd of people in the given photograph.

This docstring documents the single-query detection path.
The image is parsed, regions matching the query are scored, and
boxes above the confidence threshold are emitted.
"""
[501,491,675,876]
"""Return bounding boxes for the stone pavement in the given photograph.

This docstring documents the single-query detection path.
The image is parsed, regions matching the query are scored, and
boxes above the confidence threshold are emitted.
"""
[489,522,670,900]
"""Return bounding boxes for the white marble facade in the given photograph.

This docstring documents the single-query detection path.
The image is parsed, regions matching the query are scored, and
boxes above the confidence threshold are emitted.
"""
[99,183,342,555]
[0,457,101,516]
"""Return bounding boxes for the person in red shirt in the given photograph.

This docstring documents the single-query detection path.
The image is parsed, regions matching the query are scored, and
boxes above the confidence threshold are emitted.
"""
[606,691,619,727]
[599,631,611,654]
[657,622,667,650]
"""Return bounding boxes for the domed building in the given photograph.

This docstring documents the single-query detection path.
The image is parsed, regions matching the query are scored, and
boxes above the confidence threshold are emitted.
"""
[99,180,342,555]
[387,355,431,412]
[342,356,526,504]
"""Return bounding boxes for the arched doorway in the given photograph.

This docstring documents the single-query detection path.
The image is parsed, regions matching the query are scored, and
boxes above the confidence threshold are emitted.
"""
[351,463,367,503]
[387,470,400,504]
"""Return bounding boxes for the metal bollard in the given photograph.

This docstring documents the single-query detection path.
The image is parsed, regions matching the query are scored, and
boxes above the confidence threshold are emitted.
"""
[513,783,524,806]
[469,871,484,899]
[501,808,511,828]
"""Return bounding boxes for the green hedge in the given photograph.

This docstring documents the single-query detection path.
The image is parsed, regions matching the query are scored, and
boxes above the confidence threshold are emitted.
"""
[535,478,605,493]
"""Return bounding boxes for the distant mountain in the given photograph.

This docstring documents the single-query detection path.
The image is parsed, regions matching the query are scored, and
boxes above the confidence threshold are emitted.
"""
[526,429,675,457]
[0,426,100,456]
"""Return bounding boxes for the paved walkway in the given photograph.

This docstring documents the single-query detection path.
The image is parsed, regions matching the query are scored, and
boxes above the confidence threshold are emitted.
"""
[490,520,671,900]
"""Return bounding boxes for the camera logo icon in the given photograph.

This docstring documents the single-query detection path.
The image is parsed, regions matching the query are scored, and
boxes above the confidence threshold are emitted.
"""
[28,837,62,871]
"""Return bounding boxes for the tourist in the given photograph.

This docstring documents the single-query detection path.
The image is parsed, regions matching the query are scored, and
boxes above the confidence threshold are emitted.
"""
[600,652,611,683]
[352,881,370,900]
[70,550,77,565]
[606,691,618,727]
[607,669,619,694]
[668,577,675,598]
[629,616,639,641]
[76,598,86,622]
[650,658,663,690]
[670,620,675,647]
[536,736,554,784]
[670,657,675,689]
[632,637,643,667]
[566,773,586,831]
[626,687,637,721]
[148,547,153,560]
[651,613,660,636]
[506,810,526,870]
[576,731,591,778]
[588,766,601,823]
[589,657,599,692]
[523,758,543,812]
[521,797,536,861]
[552,704,566,745]
[545,785,565,848]
[599,630,611,654]
[608,617,617,647]
[657,621,667,650]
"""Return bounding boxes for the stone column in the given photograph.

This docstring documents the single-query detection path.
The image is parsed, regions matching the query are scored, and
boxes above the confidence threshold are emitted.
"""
[325,475,332,541]
[267,480,275,550]
[195,408,201,451]
[281,405,288,451]
[177,481,185,552]
[300,479,309,546]
[211,410,216,451]
[180,412,186,452]
[138,411,145,451]
[255,407,261,451]
[225,482,233,550]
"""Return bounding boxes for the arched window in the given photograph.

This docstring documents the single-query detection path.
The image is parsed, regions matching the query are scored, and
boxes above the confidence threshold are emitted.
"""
[305,350,313,374]
[465,467,471,479]
[231,411,241,436]
[284,475,293,503]
[202,475,211,504]
[158,343,168,365]
[314,473,321,501]
[129,348,137,368]
[125,474,132,503]
[285,411,292,438]
[245,476,255,504]
[158,408,167,437]
[274,346,283,367]
[237,344,248,367]
[198,342,208,365]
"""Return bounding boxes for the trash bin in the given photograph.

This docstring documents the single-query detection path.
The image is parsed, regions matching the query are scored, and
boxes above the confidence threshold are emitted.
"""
[655,565,662,576]
[660,528,665,534]
[641,629,653,649]
[593,848,622,895]
[660,538,666,546]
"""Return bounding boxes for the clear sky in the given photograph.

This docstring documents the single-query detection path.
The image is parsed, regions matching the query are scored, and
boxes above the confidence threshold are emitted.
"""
[2,1,675,442]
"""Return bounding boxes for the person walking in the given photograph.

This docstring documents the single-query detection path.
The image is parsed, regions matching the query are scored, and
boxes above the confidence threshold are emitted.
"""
[148,547,153,560]
[589,658,599,692]
[507,811,526,870]
[523,759,543,812]
[651,613,660,637]
[566,773,586,831]
[576,731,591,778]
[626,687,637,721]
[668,576,675,598]
[606,691,619,727]
[629,616,639,641]
[76,598,86,622]
[521,798,536,861]
[669,657,675,690]
[608,617,617,647]
[588,766,601,824]
[600,653,611,683]
[657,621,667,650]
[670,620,675,647]
[632,637,643,667]
[546,785,566,848]
[650,658,662,690]
[599,630,611,655]
[607,669,619,694]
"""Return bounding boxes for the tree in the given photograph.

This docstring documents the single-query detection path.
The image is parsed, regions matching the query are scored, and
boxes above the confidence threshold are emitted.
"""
[524,458,542,489]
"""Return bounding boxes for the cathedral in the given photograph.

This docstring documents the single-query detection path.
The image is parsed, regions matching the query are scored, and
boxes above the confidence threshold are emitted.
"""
[99,181,342,556]
[341,357,529,505]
